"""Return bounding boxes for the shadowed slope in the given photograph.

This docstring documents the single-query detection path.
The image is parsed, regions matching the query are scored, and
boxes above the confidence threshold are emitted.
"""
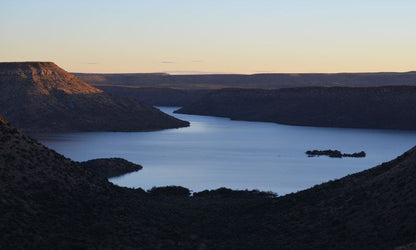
[0,62,189,131]
[176,86,416,130]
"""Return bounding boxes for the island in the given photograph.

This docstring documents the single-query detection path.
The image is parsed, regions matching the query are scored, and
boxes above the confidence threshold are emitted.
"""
[79,158,143,178]
[306,150,366,158]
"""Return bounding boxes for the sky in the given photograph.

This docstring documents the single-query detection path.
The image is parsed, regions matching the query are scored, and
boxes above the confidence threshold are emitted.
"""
[1,0,415,74]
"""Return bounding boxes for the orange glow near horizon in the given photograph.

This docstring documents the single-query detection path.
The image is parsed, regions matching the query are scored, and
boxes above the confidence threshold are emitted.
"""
[1,1,415,74]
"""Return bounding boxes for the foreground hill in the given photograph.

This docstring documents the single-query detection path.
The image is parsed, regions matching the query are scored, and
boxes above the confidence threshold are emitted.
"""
[1,115,415,249]
[0,62,188,131]
[176,86,416,130]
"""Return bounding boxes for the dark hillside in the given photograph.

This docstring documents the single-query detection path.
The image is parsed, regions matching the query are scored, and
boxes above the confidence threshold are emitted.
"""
[176,86,416,130]
[1,114,415,249]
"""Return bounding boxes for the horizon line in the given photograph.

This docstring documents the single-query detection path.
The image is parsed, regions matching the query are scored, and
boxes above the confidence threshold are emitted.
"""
[71,70,416,76]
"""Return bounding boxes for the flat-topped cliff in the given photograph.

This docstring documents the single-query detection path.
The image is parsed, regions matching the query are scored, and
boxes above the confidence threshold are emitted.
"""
[0,62,189,131]
[0,62,102,94]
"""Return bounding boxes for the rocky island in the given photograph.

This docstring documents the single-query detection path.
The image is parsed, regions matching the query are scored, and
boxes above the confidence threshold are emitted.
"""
[79,158,143,178]
[306,150,366,158]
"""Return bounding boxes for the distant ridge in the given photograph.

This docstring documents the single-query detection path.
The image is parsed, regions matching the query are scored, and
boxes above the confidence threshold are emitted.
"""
[74,71,416,107]
[176,86,416,130]
[0,62,189,131]
[75,71,416,89]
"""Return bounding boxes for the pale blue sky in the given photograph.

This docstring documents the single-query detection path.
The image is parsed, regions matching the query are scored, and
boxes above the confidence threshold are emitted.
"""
[1,0,415,73]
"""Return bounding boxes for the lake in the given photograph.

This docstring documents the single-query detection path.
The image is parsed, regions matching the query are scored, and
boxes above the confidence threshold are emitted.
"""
[32,107,416,195]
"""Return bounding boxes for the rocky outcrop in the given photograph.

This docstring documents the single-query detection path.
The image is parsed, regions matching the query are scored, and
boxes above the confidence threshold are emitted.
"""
[0,62,189,131]
[0,62,103,95]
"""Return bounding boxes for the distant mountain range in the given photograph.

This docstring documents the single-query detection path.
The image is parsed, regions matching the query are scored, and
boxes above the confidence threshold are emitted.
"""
[75,71,416,89]
[74,71,416,109]
[0,62,189,131]
[1,111,416,249]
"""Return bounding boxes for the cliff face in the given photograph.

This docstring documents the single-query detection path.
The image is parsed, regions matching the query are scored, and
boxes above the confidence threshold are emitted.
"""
[176,86,416,130]
[0,62,189,131]
[0,62,103,95]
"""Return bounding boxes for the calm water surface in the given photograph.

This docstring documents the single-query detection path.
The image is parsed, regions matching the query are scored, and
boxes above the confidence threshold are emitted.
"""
[32,107,416,195]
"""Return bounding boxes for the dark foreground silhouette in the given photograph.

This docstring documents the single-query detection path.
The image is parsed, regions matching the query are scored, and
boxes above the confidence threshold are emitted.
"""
[0,114,415,249]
